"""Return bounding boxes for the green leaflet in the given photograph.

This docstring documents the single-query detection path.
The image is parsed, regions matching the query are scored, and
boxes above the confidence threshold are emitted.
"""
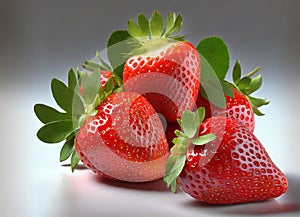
[150,10,163,37]
[60,137,75,162]
[51,78,74,113]
[80,71,101,105]
[107,30,133,77]
[197,36,230,80]
[37,120,74,143]
[71,150,80,172]
[181,110,197,138]
[34,104,71,124]
[192,134,216,146]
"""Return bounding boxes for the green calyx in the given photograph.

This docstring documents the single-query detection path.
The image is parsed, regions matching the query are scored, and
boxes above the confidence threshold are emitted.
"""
[127,11,185,55]
[34,64,121,172]
[231,60,270,116]
[163,108,216,193]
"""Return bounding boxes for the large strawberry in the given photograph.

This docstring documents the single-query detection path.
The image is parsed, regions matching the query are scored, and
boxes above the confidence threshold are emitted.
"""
[34,66,169,182]
[164,108,288,205]
[122,11,200,123]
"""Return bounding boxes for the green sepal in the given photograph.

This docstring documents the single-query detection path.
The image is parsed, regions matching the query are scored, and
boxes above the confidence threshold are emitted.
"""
[128,19,145,39]
[34,104,71,124]
[150,10,163,37]
[138,13,150,36]
[174,130,186,138]
[71,150,80,172]
[232,62,269,116]
[195,107,205,127]
[80,71,101,105]
[181,110,197,138]
[192,134,216,146]
[37,120,74,143]
[51,78,74,113]
[68,69,77,90]
[232,60,241,84]
[60,136,75,162]
[163,154,187,193]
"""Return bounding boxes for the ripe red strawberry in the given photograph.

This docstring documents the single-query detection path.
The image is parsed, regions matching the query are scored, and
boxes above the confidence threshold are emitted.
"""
[34,67,169,182]
[197,88,255,132]
[164,108,288,205]
[165,122,180,148]
[75,92,169,182]
[197,61,269,132]
[123,12,200,123]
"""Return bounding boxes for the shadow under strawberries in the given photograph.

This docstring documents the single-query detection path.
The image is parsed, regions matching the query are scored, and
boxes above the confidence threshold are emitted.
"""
[183,174,300,216]
[94,176,171,192]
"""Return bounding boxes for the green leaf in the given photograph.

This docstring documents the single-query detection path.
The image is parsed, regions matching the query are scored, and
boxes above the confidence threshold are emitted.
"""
[238,77,251,89]
[34,103,71,124]
[107,30,133,77]
[192,134,216,145]
[195,107,205,126]
[163,154,186,193]
[150,10,163,37]
[221,80,234,97]
[71,150,80,172]
[232,60,241,84]
[138,13,150,37]
[181,110,197,138]
[104,75,115,93]
[199,54,226,108]
[128,19,144,38]
[165,13,175,36]
[244,74,262,95]
[60,137,74,162]
[37,120,74,143]
[197,36,230,80]
[72,90,85,117]
[168,13,182,35]
[51,78,74,113]
[80,71,100,105]
[68,69,77,90]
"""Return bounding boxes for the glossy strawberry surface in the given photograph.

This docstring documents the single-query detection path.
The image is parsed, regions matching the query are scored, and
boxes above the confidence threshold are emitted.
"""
[177,117,288,204]
[196,88,255,132]
[123,41,200,123]
[75,92,169,182]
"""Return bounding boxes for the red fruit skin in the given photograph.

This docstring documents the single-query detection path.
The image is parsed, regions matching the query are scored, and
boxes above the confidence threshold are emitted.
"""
[75,92,169,182]
[177,117,288,205]
[165,122,181,149]
[196,88,255,132]
[123,41,200,123]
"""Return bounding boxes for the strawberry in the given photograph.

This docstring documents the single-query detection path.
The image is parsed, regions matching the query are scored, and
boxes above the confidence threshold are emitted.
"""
[34,65,169,182]
[165,122,180,148]
[122,11,200,123]
[164,108,288,205]
[75,92,169,182]
[197,59,269,133]
[197,88,255,132]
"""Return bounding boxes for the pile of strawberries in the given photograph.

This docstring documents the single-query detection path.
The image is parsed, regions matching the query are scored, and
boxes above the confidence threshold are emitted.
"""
[34,11,288,205]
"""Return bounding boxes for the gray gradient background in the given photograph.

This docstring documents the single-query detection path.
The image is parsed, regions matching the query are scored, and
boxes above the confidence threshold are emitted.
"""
[1,0,300,217]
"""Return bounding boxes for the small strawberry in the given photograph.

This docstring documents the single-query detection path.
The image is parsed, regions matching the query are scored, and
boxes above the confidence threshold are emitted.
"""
[164,108,288,205]
[34,65,169,182]
[122,11,200,123]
